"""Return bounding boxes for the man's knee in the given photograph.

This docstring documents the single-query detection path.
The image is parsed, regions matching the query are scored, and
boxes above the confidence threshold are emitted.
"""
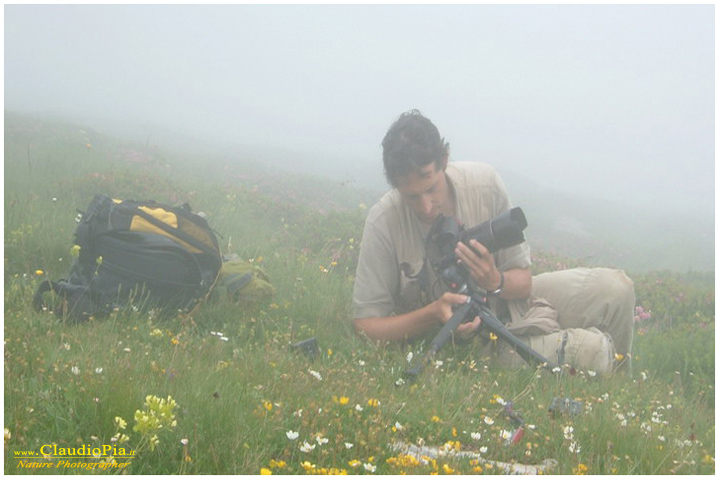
[588,269,636,319]
[591,268,634,301]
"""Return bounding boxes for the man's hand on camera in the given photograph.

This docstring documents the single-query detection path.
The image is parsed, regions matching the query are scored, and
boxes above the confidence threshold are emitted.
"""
[434,292,482,337]
[454,239,503,293]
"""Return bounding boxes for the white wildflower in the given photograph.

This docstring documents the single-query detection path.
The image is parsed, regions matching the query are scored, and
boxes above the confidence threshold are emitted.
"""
[308,369,323,381]
[299,441,316,453]
[286,430,299,440]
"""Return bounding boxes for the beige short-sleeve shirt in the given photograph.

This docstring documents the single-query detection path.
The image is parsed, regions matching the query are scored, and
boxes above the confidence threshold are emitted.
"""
[353,161,531,319]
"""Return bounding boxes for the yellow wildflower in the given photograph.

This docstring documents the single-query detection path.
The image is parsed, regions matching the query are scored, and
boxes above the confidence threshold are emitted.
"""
[114,416,127,430]
[260,467,272,475]
[150,328,163,338]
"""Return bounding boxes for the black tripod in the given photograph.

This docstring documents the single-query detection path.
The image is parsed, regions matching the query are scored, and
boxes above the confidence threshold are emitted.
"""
[403,286,554,381]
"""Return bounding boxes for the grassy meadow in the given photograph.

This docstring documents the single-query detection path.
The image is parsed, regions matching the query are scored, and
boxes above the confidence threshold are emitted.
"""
[4,112,715,475]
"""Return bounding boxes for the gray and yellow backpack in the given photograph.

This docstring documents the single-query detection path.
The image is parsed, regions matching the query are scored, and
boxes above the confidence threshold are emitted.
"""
[33,194,223,322]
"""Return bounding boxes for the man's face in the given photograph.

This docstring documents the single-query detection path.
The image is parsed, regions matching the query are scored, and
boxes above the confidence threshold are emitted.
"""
[396,160,451,225]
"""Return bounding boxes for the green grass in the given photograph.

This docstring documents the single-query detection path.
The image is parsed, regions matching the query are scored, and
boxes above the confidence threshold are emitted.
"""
[4,112,715,475]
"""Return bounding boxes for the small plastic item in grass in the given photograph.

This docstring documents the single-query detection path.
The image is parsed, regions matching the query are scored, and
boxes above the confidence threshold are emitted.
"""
[291,337,320,359]
[508,426,524,445]
[548,397,583,416]
[503,402,526,446]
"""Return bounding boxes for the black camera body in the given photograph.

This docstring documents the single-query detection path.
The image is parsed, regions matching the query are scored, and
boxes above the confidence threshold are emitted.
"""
[427,207,528,292]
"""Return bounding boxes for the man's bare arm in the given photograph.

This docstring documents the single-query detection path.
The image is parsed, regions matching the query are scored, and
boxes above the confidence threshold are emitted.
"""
[455,240,532,300]
[353,293,481,343]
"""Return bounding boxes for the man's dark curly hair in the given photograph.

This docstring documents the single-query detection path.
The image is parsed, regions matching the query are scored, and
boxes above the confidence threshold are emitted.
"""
[381,109,450,187]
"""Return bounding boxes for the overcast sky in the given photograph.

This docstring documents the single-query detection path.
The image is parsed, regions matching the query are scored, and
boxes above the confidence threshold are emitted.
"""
[5,4,715,217]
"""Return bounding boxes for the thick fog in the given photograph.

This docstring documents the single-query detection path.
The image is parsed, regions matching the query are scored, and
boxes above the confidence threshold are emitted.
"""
[5,4,714,222]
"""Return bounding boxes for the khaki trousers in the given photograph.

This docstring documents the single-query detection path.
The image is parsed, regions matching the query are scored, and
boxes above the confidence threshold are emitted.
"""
[499,268,635,373]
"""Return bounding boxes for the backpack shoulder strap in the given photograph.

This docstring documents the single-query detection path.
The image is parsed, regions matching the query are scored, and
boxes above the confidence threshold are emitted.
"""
[32,280,55,312]
[32,279,96,322]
